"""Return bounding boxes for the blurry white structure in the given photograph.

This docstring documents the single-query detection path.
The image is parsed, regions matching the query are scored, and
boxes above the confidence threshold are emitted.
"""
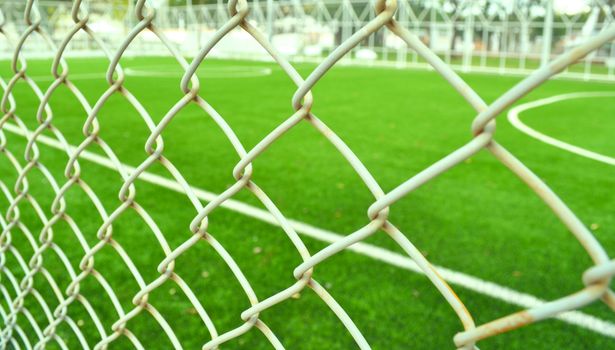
[356,48,378,60]
[1,0,614,81]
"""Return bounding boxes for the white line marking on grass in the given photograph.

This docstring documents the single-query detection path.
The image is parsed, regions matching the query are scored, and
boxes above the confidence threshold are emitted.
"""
[508,91,615,166]
[124,65,273,78]
[27,65,273,82]
[26,72,107,82]
[3,122,615,338]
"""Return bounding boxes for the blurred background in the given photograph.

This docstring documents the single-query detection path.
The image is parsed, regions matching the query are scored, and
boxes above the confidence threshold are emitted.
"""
[2,0,615,81]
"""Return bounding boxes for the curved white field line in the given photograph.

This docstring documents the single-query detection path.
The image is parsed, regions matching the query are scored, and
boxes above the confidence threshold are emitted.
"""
[3,121,615,338]
[508,91,615,166]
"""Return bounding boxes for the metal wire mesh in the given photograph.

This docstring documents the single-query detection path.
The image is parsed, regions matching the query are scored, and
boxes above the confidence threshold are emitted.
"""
[0,0,614,349]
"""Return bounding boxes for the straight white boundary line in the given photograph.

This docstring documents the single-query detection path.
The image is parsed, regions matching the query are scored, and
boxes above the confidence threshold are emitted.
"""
[508,91,615,166]
[26,65,273,82]
[124,65,273,78]
[3,122,615,338]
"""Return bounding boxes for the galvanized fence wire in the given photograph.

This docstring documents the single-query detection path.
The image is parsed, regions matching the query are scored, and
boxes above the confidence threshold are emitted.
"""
[0,0,614,349]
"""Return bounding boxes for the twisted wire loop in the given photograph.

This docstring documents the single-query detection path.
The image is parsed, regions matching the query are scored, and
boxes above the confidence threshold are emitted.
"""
[0,0,614,349]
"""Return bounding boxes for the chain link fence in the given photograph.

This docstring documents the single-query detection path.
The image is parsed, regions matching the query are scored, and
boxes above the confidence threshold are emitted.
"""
[1,0,614,349]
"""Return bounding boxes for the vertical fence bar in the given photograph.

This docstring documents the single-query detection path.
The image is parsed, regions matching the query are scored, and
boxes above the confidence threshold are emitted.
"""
[397,0,409,67]
[541,0,554,67]
[609,42,615,78]
[342,0,352,61]
[429,0,437,52]
[520,11,529,70]
[462,1,475,72]
[266,0,274,42]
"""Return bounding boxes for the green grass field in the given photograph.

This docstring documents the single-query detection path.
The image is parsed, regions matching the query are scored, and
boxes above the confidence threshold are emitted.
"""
[1,56,614,349]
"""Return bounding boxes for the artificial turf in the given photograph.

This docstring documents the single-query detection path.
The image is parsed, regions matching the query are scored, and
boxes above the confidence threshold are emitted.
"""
[1,56,614,349]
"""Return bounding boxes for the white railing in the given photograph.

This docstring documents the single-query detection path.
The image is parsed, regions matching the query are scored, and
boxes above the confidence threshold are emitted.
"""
[2,0,615,81]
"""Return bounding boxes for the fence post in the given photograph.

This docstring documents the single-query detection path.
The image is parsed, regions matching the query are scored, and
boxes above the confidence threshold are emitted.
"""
[267,0,274,41]
[541,0,554,67]
[429,0,437,51]
[462,2,475,72]
[342,0,352,44]
[397,0,409,67]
